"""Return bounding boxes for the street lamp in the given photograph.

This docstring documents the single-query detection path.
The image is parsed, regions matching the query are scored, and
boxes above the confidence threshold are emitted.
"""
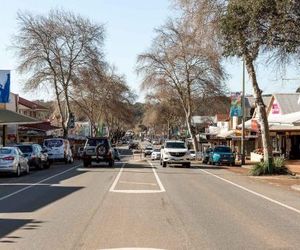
[241,59,246,165]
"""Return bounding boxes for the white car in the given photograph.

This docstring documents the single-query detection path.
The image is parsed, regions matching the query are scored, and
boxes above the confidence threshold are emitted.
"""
[0,147,29,176]
[151,149,161,160]
[43,138,73,163]
[144,145,153,157]
[160,140,191,168]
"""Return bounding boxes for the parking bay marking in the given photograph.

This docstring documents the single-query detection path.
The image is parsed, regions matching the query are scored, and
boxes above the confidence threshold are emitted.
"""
[0,164,81,202]
[109,162,165,193]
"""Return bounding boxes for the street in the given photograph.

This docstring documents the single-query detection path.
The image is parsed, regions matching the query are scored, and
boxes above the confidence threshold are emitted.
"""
[1,149,300,250]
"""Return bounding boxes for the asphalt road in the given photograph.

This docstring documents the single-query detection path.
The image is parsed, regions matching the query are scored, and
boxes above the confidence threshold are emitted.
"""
[1,148,300,250]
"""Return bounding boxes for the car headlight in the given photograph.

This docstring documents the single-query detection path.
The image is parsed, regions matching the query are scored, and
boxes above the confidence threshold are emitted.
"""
[164,151,170,156]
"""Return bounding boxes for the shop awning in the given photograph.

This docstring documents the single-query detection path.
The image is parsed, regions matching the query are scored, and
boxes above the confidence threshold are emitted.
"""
[0,110,39,125]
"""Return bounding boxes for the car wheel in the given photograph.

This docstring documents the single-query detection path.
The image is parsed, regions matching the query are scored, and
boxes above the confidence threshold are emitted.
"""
[26,164,30,174]
[44,160,51,169]
[109,160,114,167]
[83,160,90,168]
[37,159,43,170]
[163,162,167,168]
[15,165,21,177]
[185,163,191,168]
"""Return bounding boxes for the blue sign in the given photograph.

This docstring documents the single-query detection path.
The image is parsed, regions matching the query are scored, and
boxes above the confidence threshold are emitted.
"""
[230,92,242,117]
[0,70,10,103]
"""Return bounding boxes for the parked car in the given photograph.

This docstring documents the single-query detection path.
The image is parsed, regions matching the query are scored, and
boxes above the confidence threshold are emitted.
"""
[151,148,161,160]
[82,137,115,167]
[129,141,139,150]
[43,138,73,163]
[202,148,213,164]
[208,146,235,166]
[144,145,153,157]
[0,147,29,176]
[16,144,50,169]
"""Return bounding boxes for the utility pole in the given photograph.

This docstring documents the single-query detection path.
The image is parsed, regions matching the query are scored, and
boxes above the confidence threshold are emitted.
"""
[241,59,246,165]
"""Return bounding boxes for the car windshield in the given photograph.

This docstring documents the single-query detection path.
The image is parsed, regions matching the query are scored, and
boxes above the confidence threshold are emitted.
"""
[154,149,160,152]
[17,145,33,153]
[145,147,153,150]
[45,139,63,148]
[165,142,186,149]
[190,150,195,153]
[214,147,231,153]
[87,138,109,147]
[0,148,13,155]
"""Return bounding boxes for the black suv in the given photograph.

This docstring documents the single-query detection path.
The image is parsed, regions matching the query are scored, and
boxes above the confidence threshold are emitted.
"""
[82,137,115,167]
[16,144,50,169]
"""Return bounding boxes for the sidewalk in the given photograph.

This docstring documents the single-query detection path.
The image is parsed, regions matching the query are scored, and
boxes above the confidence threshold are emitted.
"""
[240,160,300,175]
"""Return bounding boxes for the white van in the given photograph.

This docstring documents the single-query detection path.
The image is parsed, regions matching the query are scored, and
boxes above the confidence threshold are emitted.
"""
[43,138,73,163]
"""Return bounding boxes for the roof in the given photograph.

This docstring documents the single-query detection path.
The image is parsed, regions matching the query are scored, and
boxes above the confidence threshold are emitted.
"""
[19,122,61,132]
[274,93,300,115]
[215,114,229,122]
[18,96,48,110]
[246,95,272,108]
[192,116,214,124]
[0,110,39,125]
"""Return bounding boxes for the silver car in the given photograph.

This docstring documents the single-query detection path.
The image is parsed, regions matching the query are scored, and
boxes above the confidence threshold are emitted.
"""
[0,147,29,176]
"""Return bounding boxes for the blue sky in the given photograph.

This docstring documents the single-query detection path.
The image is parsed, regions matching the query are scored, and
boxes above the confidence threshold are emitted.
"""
[0,0,299,102]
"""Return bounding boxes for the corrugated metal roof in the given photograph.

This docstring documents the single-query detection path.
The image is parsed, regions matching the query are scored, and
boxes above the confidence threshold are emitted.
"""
[274,93,300,115]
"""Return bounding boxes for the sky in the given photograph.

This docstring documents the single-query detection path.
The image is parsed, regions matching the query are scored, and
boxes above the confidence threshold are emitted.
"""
[0,0,299,103]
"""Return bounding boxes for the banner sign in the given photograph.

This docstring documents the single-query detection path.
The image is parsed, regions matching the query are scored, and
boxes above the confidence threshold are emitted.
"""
[230,92,242,117]
[0,70,10,103]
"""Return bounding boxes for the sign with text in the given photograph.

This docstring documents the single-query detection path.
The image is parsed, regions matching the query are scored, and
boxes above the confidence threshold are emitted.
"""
[0,70,10,103]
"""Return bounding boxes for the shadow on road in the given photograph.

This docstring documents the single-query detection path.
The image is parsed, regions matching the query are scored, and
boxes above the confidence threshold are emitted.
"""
[0,219,35,241]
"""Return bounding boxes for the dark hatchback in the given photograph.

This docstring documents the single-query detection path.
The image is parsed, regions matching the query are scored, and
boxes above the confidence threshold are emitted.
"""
[208,146,235,166]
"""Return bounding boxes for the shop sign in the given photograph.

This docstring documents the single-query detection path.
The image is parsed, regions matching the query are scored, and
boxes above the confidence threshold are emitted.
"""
[0,70,10,103]
[230,92,242,117]
[272,103,280,114]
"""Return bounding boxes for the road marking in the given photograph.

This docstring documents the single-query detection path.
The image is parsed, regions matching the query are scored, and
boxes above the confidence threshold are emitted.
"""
[148,161,166,192]
[109,161,165,193]
[119,181,157,186]
[100,248,166,250]
[0,164,81,202]
[200,169,300,216]
[109,163,125,192]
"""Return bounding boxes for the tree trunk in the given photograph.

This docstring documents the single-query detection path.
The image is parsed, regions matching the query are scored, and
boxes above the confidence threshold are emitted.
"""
[186,112,199,152]
[245,57,273,168]
[54,81,68,138]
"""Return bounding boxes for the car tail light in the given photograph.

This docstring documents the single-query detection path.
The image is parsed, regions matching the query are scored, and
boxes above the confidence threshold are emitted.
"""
[4,156,14,161]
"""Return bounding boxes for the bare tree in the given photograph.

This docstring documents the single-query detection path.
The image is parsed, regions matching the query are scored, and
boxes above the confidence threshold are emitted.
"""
[71,64,135,137]
[137,19,225,151]
[14,9,105,137]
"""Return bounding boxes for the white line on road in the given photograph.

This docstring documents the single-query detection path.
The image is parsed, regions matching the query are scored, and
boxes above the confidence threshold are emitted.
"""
[119,181,157,186]
[109,161,165,193]
[109,163,125,192]
[0,164,81,202]
[200,169,300,216]
[148,160,166,192]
